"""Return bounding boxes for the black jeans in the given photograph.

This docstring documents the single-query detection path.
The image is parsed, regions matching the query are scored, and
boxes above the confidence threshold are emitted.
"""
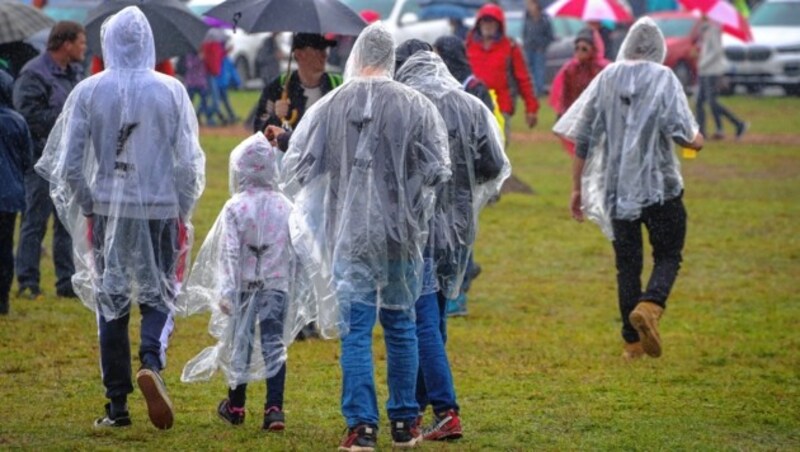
[0,212,16,306]
[612,196,687,344]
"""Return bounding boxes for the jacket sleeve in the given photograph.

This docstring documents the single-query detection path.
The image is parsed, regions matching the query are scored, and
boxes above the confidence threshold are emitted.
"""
[416,103,451,187]
[62,94,93,215]
[12,72,59,150]
[473,107,505,183]
[253,78,284,133]
[220,204,240,300]
[174,90,206,219]
[510,42,539,114]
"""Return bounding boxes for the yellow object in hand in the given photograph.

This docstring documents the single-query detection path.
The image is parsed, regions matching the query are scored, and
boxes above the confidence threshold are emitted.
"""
[682,147,697,159]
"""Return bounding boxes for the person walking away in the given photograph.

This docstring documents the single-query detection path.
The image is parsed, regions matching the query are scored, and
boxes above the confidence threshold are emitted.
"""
[395,48,509,442]
[215,53,241,125]
[553,18,704,360]
[280,23,451,451]
[181,50,216,126]
[0,70,34,315]
[12,21,86,300]
[35,7,205,429]
[466,3,539,144]
[180,133,314,432]
[523,0,555,97]
[691,15,748,140]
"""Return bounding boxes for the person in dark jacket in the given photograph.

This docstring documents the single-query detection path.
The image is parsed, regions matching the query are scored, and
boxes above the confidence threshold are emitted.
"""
[523,0,555,97]
[12,21,85,300]
[433,35,495,112]
[0,70,34,315]
[252,33,343,133]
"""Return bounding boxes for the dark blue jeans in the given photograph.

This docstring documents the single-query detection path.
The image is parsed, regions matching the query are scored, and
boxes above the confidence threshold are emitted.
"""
[696,75,743,136]
[16,172,74,293]
[0,212,15,305]
[612,196,686,344]
[526,49,547,97]
[415,291,459,414]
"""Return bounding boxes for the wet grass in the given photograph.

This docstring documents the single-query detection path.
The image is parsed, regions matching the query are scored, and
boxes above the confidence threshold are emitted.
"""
[0,92,798,450]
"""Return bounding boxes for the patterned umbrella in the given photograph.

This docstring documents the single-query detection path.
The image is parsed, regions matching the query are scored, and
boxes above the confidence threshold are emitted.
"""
[680,0,753,41]
[546,0,634,22]
[0,0,55,45]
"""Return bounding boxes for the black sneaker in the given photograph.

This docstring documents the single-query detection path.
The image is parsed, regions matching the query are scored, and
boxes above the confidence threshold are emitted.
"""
[16,286,42,300]
[339,424,377,451]
[391,419,422,448]
[217,399,245,425]
[136,367,174,430]
[56,286,78,299]
[94,403,132,428]
[736,122,750,140]
[262,405,285,431]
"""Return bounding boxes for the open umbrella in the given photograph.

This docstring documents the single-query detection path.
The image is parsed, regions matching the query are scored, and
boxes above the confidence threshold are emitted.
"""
[0,0,55,45]
[204,0,367,36]
[546,0,634,22]
[84,0,209,62]
[680,0,752,41]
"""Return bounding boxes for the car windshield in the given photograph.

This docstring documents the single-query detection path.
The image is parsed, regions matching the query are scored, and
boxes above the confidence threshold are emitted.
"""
[750,2,800,26]
[340,0,394,20]
[653,18,695,38]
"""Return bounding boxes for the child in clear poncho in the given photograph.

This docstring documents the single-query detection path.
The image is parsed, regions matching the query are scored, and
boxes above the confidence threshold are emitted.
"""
[180,133,311,430]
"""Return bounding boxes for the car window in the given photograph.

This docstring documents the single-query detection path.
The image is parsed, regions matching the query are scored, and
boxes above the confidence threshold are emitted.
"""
[654,18,695,38]
[340,0,394,20]
[43,5,92,23]
[551,17,584,38]
[750,2,800,26]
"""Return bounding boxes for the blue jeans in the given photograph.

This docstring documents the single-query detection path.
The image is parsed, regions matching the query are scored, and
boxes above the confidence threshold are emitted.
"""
[340,298,419,427]
[16,171,74,292]
[696,75,743,136]
[526,49,547,97]
[415,291,458,414]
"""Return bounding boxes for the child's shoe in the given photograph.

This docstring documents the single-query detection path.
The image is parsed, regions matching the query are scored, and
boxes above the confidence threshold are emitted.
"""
[94,403,132,428]
[339,424,377,451]
[423,409,463,441]
[262,405,285,431]
[391,419,422,448]
[629,301,664,358]
[217,399,245,425]
[446,294,468,317]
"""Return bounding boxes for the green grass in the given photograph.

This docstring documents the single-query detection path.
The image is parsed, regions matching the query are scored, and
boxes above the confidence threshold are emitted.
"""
[1,92,798,450]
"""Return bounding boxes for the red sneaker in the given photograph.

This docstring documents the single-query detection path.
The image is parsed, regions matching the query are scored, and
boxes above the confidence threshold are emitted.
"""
[422,409,462,441]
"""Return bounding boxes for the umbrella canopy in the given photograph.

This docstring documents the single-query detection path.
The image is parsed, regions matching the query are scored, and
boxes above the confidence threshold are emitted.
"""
[680,0,752,41]
[85,0,209,62]
[546,0,633,22]
[0,0,55,45]
[204,0,366,36]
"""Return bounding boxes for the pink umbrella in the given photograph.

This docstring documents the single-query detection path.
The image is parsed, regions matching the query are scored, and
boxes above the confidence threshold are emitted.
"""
[546,0,633,22]
[680,0,753,41]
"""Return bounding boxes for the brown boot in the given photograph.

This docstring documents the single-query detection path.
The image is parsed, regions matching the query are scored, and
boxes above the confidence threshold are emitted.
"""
[629,301,664,358]
[622,341,645,361]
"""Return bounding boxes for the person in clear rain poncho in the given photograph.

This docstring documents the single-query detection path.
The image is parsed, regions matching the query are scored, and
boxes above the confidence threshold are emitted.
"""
[179,133,314,431]
[280,23,451,449]
[34,7,206,430]
[553,17,703,361]
[395,47,509,441]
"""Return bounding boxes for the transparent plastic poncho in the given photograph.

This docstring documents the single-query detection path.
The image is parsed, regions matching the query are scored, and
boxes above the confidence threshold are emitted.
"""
[280,23,451,338]
[179,134,315,387]
[34,6,206,320]
[395,51,509,299]
[553,17,698,240]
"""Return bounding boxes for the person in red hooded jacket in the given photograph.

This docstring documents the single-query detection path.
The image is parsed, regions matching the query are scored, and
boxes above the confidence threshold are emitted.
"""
[466,3,539,143]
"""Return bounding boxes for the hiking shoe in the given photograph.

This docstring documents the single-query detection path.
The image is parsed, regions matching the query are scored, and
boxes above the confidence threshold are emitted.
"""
[423,409,463,441]
[339,424,377,451]
[736,122,749,140]
[622,341,645,361]
[136,367,174,430]
[94,403,132,428]
[446,294,468,317]
[217,399,245,426]
[56,286,78,299]
[391,419,422,448]
[16,286,42,300]
[629,301,664,358]
[262,406,285,431]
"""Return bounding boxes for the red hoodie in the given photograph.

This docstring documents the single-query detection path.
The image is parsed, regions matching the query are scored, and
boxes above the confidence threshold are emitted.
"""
[466,4,539,116]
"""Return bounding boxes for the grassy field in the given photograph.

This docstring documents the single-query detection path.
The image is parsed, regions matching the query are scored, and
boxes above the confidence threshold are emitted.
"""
[1,91,798,450]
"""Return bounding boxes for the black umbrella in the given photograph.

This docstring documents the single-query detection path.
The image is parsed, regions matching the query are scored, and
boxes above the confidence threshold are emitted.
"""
[84,0,209,62]
[205,0,367,36]
[0,0,55,45]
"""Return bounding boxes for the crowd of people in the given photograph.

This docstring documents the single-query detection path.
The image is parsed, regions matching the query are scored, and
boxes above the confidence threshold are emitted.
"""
[0,0,732,449]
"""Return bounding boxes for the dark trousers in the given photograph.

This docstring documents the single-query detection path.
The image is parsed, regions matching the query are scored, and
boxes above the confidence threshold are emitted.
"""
[696,75,743,136]
[612,196,687,344]
[0,212,16,306]
[92,215,178,402]
[16,172,74,292]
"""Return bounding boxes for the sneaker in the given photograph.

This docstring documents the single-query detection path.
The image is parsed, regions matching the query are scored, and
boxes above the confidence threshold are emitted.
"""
[629,301,664,358]
[736,122,749,140]
[446,294,468,318]
[622,341,645,361]
[391,419,422,448]
[0,298,8,315]
[423,409,463,441]
[16,286,42,301]
[217,399,245,425]
[262,405,285,431]
[56,286,78,299]
[339,424,377,451]
[711,131,726,140]
[136,367,174,430]
[94,403,132,428]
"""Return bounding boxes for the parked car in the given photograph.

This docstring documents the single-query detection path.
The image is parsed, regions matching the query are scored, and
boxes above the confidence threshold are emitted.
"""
[650,11,699,90]
[722,0,800,95]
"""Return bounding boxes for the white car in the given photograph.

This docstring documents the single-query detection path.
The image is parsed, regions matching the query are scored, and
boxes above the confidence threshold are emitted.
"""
[340,0,457,45]
[722,0,800,95]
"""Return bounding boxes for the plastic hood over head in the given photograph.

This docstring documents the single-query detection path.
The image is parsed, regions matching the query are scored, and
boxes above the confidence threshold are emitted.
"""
[552,17,697,240]
[101,6,156,70]
[617,17,666,65]
[229,133,280,194]
[395,50,460,98]
[344,22,395,82]
[394,38,433,74]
